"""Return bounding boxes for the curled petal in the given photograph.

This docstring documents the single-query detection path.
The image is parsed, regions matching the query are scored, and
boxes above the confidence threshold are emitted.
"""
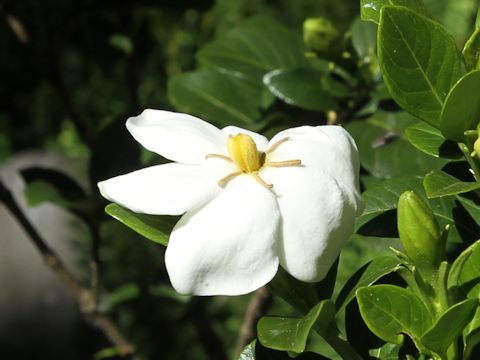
[165,175,280,295]
[98,163,224,215]
[127,109,227,164]
[262,166,356,283]
[267,125,363,214]
[222,126,269,152]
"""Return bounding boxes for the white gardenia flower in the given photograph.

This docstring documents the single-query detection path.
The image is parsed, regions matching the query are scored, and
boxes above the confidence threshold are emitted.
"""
[98,109,363,296]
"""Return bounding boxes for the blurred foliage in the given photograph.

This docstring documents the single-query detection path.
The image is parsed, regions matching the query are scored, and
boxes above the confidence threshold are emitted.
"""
[1,0,480,359]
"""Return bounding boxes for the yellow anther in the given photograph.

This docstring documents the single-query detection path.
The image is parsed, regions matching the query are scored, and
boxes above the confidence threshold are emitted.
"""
[227,134,263,173]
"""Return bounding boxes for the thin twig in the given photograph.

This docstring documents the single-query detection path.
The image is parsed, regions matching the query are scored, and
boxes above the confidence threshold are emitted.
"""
[0,180,136,357]
[234,286,272,357]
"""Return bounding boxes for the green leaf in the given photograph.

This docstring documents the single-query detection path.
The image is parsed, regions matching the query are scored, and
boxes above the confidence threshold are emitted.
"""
[440,70,480,141]
[378,6,462,126]
[351,18,377,59]
[404,122,461,159]
[257,300,335,353]
[24,180,73,208]
[335,256,401,311]
[239,341,257,360]
[168,69,262,128]
[457,196,480,227]
[263,69,337,111]
[360,0,426,23]
[448,239,480,293]
[345,112,448,179]
[105,203,175,246]
[356,285,432,347]
[368,343,402,360]
[421,299,478,358]
[268,267,319,314]
[456,240,480,299]
[423,170,480,198]
[463,28,480,71]
[197,17,306,83]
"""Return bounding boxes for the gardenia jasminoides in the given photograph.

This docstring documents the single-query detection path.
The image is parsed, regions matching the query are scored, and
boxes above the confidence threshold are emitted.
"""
[98,109,364,296]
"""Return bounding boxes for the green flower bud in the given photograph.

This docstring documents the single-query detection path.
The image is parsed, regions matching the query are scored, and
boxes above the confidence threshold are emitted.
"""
[303,17,339,52]
[397,191,444,273]
[474,136,480,158]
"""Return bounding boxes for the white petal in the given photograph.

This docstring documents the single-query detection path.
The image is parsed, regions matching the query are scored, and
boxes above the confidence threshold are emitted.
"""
[165,175,280,295]
[126,109,228,164]
[267,125,363,214]
[221,126,269,151]
[98,163,224,215]
[261,166,356,283]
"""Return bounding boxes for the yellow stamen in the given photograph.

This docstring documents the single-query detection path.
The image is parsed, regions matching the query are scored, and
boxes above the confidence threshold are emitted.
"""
[205,154,233,162]
[252,173,273,189]
[227,134,263,173]
[218,170,243,187]
[264,160,302,167]
[265,137,291,154]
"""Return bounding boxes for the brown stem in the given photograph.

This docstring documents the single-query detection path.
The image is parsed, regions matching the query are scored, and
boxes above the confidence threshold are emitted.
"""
[234,286,272,357]
[0,180,136,357]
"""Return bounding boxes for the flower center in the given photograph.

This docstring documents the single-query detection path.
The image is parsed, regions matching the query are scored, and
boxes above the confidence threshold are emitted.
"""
[227,134,264,173]
[206,134,301,189]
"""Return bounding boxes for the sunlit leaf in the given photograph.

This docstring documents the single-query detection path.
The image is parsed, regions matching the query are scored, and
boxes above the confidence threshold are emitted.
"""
[423,170,480,198]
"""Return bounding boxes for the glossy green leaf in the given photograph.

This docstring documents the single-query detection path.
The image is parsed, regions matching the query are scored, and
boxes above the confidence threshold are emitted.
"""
[378,6,462,126]
[404,122,461,159]
[448,239,480,292]
[239,341,257,360]
[463,28,480,71]
[257,300,335,353]
[440,70,480,141]
[457,196,480,227]
[345,112,447,179]
[168,69,262,128]
[197,17,306,83]
[456,239,480,299]
[423,170,480,198]
[263,69,337,111]
[356,285,432,346]
[335,256,401,311]
[360,0,426,23]
[421,298,478,357]
[268,267,319,314]
[105,203,175,246]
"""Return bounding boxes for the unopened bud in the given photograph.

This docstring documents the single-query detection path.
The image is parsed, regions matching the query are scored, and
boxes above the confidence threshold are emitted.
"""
[303,17,339,52]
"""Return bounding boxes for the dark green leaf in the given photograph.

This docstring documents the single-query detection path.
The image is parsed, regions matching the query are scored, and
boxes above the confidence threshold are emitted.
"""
[440,70,480,141]
[421,299,478,357]
[345,112,448,179]
[335,256,401,311]
[257,300,335,353]
[360,0,426,23]
[423,170,480,198]
[456,240,480,299]
[404,122,461,159]
[168,69,263,128]
[369,343,402,360]
[464,308,480,360]
[268,267,319,315]
[378,6,462,126]
[105,203,175,246]
[263,69,337,111]
[197,17,306,83]
[463,28,480,71]
[457,196,480,227]
[356,285,432,347]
